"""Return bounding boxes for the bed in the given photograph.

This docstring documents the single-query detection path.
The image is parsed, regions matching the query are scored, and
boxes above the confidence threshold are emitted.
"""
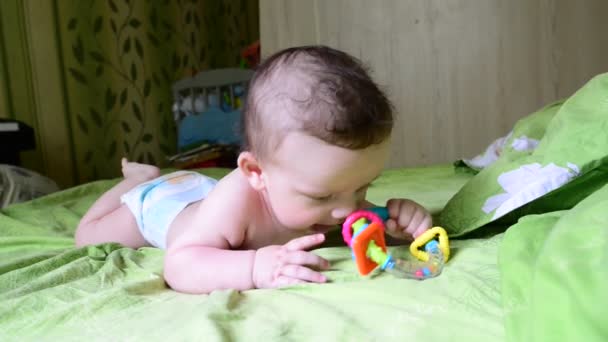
[1,74,607,341]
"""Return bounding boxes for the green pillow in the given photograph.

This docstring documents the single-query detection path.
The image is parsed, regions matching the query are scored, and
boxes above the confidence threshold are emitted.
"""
[456,99,563,172]
[440,73,608,236]
[500,99,563,159]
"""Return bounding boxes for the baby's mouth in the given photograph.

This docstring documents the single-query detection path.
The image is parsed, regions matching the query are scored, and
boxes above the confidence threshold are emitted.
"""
[310,224,338,233]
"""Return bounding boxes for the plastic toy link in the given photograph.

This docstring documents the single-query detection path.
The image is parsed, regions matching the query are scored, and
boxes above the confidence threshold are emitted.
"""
[342,207,450,280]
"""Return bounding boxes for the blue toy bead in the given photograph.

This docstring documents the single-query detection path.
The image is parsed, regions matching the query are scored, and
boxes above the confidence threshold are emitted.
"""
[425,240,439,252]
[367,207,390,221]
[380,255,394,270]
[422,268,431,276]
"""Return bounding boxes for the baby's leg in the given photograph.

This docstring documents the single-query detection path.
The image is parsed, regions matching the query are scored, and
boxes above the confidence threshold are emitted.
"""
[75,158,161,248]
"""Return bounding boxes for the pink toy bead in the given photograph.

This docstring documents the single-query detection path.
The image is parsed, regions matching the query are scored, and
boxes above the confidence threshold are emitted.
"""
[415,270,424,278]
[341,210,383,247]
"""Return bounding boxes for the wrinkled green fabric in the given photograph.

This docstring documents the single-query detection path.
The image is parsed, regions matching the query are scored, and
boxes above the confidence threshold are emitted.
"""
[440,73,608,236]
[1,165,508,341]
[454,99,563,173]
[499,184,608,341]
[500,100,562,160]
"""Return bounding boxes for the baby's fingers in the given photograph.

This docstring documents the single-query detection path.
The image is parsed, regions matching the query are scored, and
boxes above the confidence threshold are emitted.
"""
[385,219,400,235]
[283,250,330,270]
[274,276,306,288]
[404,209,426,236]
[413,214,432,238]
[283,234,325,252]
[280,264,327,283]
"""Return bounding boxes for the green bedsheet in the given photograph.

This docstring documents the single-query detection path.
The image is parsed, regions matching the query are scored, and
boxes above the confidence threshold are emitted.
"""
[3,145,606,341]
[0,165,510,341]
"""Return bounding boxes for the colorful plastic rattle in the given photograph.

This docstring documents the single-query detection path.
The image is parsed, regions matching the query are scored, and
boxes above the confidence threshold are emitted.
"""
[341,207,450,280]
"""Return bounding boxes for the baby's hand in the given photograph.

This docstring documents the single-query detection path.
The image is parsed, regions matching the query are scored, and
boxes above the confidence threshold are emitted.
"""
[385,199,432,241]
[252,234,330,289]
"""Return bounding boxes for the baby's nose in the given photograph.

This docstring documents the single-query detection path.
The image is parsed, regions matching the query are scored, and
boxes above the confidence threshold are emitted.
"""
[331,201,358,220]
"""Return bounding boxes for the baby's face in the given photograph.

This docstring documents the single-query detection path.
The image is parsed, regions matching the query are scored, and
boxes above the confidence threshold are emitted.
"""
[260,132,390,233]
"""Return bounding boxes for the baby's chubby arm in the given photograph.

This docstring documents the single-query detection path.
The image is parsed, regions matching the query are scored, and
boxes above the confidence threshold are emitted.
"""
[163,173,257,293]
[164,171,329,294]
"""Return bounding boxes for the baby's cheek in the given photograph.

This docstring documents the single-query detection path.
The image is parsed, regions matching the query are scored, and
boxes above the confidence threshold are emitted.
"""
[284,210,319,229]
[276,203,323,229]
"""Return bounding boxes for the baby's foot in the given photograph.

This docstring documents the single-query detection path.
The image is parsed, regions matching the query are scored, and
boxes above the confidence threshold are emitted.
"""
[121,158,160,181]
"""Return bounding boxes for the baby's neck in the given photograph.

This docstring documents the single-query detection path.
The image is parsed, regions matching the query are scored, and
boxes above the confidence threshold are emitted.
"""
[239,190,307,249]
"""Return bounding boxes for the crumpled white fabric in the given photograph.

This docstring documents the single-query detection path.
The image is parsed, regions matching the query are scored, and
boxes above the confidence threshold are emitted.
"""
[510,135,539,152]
[463,133,541,170]
[463,133,511,170]
[482,162,580,220]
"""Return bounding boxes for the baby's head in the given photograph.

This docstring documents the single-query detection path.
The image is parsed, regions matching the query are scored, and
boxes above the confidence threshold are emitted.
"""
[239,46,394,231]
[242,45,393,159]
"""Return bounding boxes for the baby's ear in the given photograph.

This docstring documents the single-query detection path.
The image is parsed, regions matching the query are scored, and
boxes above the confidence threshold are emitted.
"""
[237,152,265,191]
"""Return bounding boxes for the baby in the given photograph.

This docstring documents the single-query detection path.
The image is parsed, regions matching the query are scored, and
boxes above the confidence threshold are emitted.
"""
[75,46,432,294]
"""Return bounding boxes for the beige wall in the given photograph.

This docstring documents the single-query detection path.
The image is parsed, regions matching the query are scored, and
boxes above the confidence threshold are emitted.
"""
[260,0,608,168]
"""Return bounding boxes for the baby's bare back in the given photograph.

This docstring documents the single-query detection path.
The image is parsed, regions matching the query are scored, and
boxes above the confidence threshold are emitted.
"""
[166,169,303,251]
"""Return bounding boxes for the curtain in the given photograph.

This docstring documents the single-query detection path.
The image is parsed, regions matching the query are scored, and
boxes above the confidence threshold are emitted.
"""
[0,0,259,187]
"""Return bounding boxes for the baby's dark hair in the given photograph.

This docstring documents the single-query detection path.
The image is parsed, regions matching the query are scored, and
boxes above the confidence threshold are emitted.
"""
[242,45,393,159]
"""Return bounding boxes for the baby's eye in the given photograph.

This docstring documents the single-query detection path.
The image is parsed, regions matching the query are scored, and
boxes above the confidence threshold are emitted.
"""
[311,194,333,202]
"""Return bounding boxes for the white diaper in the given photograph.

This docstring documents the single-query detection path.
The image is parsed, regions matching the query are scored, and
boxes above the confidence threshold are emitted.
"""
[120,171,217,249]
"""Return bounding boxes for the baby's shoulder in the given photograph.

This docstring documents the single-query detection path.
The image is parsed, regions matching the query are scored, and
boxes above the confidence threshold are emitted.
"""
[198,169,265,247]
[211,169,259,204]
[170,169,261,250]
